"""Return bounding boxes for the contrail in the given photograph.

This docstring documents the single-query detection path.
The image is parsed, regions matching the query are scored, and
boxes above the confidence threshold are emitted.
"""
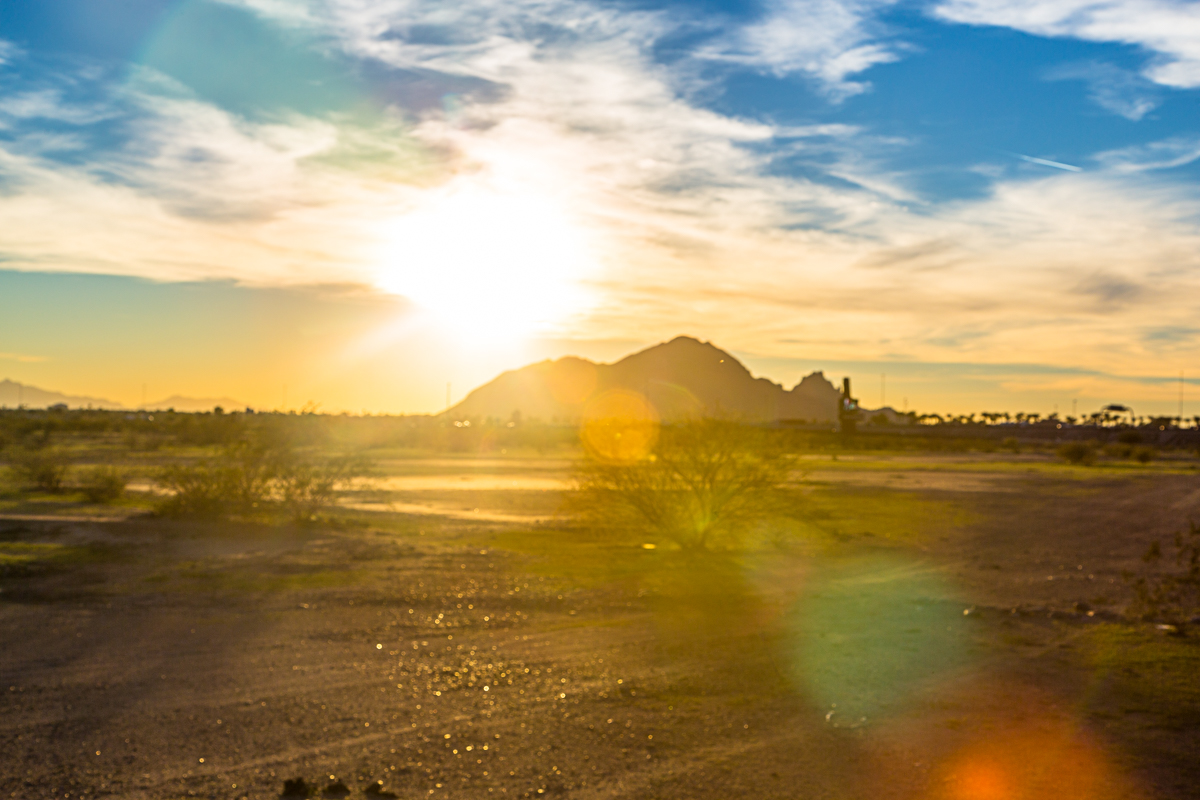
[1016,153,1082,172]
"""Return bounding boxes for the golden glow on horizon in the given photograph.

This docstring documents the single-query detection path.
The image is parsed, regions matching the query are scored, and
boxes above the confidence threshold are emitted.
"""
[374,183,597,341]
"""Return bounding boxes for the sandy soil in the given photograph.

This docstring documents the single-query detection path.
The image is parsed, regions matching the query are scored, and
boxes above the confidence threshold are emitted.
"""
[2,454,1199,800]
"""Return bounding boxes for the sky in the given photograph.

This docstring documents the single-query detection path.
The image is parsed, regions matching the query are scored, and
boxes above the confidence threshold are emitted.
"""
[2,0,1200,415]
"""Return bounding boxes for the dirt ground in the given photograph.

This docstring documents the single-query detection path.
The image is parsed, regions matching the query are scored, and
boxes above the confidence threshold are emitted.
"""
[2,453,1199,800]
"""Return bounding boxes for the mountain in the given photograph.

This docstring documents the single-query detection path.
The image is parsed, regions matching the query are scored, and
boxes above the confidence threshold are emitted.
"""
[0,380,246,412]
[0,379,124,409]
[140,395,247,413]
[445,336,844,423]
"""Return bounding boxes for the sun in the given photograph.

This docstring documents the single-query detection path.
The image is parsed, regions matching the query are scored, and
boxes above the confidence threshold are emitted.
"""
[375,183,597,340]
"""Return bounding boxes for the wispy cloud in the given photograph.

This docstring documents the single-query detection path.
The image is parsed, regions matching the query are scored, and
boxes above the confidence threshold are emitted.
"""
[697,0,904,98]
[932,0,1200,88]
[0,352,48,363]
[1045,60,1160,119]
[2,0,1200,382]
[1096,135,1200,171]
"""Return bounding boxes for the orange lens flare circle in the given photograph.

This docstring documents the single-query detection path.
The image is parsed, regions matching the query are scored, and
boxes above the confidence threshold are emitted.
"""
[580,390,660,462]
[938,724,1123,800]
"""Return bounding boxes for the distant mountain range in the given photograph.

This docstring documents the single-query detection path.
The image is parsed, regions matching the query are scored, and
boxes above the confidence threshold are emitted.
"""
[0,379,244,412]
[0,379,124,410]
[446,336,900,423]
[140,395,247,413]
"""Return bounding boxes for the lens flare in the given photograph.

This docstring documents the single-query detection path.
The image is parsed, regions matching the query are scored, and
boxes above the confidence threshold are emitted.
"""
[580,390,659,462]
[937,722,1130,800]
[784,555,969,722]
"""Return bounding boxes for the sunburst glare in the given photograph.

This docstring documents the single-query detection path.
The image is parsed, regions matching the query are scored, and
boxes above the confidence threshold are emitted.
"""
[374,183,598,341]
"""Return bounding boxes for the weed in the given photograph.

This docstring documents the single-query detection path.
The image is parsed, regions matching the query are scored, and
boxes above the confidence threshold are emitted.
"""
[1125,521,1200,622]
[10,448,70,492]
[569,419,800,551]
[78,465,127,503]
[1057,442,1095,466]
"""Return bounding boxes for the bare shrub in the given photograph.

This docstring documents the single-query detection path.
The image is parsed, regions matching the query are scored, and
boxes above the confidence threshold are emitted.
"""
[276,455,371,522]
[11,448,70,493]
[1057,442,1095,466]
[1125,522,1200,622]
[156,441,368,520]
[1133,446,1156,464]
[156,460,243,518]
[569,419,799,551]
[78,465,127,503]
[1104,443,1133,459]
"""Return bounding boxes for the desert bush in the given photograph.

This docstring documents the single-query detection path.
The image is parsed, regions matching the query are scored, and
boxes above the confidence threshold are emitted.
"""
[1133,446,1156,464]
[1057,442,1095,466]
[156,442,275,518]
[569,418,799,551]
[156,441,368,520]
[276,455,371,522]
[10,448,70,492]
[1125,522,1200,622]
[78,465,127,503]
[156,460,243,518]
[1001,437,1019,453]
[1104,443,1133,459]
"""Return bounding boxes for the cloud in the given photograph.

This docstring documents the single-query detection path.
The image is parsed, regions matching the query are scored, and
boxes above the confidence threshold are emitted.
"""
[1096,135,1200,171]
[1045,60,1160,119]
[3,0,1200,383]
[932,0,1200,88]
[697,0,904,98]
[1072,272,1145,308]
[1142,325,1200,343]
[0,89,115,125]
[0,352,48,363]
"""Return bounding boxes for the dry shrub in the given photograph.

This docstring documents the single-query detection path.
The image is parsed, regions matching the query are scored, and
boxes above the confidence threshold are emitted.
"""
[277,456,371,522]
[569,419,799,551]
[1057,442,1095,466]
[156,442,368,521]
[1126,522,1200,622]
[1104,443,1133,459]
[78,465,126,503]
[11,448,70,493]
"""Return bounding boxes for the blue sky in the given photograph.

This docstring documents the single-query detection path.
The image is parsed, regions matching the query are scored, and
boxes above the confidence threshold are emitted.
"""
[1,0,1199,413]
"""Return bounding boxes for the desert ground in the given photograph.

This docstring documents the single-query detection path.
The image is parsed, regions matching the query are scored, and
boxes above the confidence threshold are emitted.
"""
[3,447,1200,800]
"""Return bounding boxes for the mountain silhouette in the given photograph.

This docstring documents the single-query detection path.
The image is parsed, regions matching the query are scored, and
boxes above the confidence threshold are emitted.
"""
[445,336,843,422]
[0,379,246,412]
[0,379,124,410]
[140,395,247,412]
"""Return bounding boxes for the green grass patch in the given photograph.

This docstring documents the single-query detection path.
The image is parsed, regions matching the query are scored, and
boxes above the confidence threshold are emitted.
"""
[1084,624,1200,729]
[0,541,93,568]
[803,485,973,543]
